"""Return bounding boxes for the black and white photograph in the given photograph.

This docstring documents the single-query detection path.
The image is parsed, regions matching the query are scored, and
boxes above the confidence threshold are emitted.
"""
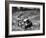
[5,1,45,37]
[12,7,40,31]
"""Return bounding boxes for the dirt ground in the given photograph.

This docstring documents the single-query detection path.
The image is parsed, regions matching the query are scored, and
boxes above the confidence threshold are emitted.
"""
[12,10,40,31]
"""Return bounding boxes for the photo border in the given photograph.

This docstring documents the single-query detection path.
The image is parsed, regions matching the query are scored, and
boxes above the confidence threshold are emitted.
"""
[5,1,45,37]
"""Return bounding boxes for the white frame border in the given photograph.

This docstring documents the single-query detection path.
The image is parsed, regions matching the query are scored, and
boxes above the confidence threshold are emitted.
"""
[9,4,43,35]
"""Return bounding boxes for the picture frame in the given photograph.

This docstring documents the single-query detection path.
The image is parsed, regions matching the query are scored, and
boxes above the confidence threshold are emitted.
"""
[5,1,45,37]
